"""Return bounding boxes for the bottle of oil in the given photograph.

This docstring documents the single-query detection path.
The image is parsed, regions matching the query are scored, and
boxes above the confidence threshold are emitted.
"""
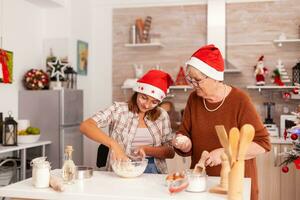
[62,146,76,184]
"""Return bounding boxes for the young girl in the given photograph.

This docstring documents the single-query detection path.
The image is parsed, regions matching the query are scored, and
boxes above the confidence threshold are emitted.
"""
[80,70,175,174]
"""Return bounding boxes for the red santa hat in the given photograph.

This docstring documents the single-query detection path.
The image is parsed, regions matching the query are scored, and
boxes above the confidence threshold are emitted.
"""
[133,70,173,102]
[185,44,224,81]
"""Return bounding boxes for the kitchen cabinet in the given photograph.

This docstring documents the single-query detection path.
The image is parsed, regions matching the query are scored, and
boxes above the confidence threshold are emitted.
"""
[256,143,300,200]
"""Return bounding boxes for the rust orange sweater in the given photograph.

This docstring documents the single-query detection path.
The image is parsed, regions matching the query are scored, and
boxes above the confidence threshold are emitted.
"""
[175,87,271,200]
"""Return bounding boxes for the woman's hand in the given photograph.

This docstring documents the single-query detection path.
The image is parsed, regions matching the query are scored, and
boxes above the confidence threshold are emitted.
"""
[205,148,224,167]
[110,142,129,161]
[172,134,192,153]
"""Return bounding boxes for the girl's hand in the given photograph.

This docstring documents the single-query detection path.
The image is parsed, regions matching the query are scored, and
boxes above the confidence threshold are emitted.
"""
[110,142,129,161]
[205,148,224,167]
[172,134,192,153]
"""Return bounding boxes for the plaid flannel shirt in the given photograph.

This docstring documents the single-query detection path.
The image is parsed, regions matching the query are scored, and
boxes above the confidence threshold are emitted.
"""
[92,102,174,174]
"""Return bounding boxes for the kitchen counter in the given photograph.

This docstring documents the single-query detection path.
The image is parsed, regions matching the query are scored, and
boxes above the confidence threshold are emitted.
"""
[270,137,294,144]
[0,169,251,200]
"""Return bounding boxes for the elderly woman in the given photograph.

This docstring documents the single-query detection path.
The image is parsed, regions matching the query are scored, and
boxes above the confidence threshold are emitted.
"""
[80,70,175,174]
[172,44,271,200]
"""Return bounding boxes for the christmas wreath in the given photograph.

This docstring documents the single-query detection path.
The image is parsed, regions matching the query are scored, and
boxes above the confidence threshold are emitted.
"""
[23,69,49,90]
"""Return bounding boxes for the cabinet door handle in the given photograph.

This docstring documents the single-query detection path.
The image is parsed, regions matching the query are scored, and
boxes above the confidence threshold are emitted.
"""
[273,146,278,167]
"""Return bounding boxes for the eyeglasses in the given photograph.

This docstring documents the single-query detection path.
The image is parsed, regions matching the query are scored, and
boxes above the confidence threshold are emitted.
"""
[185,75,208,87]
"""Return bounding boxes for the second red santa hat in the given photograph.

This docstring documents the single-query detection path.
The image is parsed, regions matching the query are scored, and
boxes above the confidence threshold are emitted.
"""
[186,44,224,81]
[133,70,173,102]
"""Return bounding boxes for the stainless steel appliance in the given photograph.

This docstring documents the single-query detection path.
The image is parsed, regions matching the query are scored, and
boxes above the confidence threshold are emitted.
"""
[263,102,279,137]
[18,90,83,169]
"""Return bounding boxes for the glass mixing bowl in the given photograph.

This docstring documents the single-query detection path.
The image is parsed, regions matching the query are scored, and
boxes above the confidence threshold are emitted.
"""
[111,159,148,178]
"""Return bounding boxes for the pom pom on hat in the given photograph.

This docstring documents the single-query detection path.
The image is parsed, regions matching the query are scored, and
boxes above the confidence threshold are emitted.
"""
[186,44,224,81]
[133,70,174,101]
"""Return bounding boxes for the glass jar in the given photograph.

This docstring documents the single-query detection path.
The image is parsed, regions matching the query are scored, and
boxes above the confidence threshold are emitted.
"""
[62,146,76,184]
[31,157,51,188]
[185,169,207,192]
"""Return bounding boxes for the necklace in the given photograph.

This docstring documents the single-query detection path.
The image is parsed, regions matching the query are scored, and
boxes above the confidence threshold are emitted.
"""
[203,85,227,112]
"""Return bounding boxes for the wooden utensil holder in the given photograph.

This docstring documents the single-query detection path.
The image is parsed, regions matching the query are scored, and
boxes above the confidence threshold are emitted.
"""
[228,160,245,200]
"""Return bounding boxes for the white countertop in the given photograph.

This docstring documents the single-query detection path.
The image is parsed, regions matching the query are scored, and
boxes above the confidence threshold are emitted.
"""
[0,170,251,200]
[270,137,294,144]
[0,141,52,153]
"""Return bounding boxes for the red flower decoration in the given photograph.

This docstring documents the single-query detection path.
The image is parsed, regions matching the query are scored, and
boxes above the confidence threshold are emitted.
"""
[294,157,300,170]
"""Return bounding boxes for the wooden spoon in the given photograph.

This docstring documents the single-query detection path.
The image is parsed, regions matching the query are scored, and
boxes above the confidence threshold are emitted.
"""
[228,127,240,167]
[237,124,255,161]
[215,125,230,161]
[193,150,209,174]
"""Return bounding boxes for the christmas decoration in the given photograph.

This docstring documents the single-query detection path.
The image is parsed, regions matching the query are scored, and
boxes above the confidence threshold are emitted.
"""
[292,87,299,95]
[175,66,189,85]
[23,69,49,90]
[280,108,300,172]
[48,57,68,82]
[254,56,268,86]
[281,165,289,173]
[0,49,13,83]
[291,133,298,140]
[275,59,291,84]
[292,61,300,85]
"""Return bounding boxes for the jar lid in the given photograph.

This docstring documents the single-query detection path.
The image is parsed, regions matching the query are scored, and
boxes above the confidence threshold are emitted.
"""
[31,157,51,168]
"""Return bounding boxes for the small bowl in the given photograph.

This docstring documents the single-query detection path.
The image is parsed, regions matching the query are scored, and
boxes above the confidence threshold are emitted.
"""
[18,135,40,144]
[75,166,93,179]
[111,159,148,178]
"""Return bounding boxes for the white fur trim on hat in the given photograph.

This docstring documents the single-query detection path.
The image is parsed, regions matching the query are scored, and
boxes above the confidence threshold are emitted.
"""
[133,82,166,102]
[186,57,224,81]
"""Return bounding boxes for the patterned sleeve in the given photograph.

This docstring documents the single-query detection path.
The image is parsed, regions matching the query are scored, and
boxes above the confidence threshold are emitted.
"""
[160,108,174,145]
[91,102,119,128]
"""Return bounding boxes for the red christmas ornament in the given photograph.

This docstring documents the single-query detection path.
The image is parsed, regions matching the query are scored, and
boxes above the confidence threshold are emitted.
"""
[292,87,299,95]
[282,165,289,173]
[291,133,298,140]
[282,92,291,100]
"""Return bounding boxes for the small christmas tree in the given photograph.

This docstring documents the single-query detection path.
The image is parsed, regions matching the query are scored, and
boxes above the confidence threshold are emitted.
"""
[273,59,291,86]
[175,66,189,85]
[280,107,300,172]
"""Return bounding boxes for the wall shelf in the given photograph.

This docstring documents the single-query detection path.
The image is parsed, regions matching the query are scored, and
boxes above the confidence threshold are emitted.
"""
[273,39,300,47]
[169,85,193,92]
[122,85,193,92]
[25,0,66,8]
[124,43,164,48]
[246,85,299,92]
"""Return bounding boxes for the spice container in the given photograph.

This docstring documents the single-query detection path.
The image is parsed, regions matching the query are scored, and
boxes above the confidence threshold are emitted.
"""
[185,169,207,192]
[31,157,51,188]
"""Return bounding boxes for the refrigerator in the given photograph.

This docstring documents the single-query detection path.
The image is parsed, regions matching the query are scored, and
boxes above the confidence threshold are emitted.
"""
[18,90,83,169]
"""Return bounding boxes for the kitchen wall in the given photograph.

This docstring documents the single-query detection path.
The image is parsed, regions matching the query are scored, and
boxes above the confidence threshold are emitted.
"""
[112,0,300,127]
[0,0,43,116]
